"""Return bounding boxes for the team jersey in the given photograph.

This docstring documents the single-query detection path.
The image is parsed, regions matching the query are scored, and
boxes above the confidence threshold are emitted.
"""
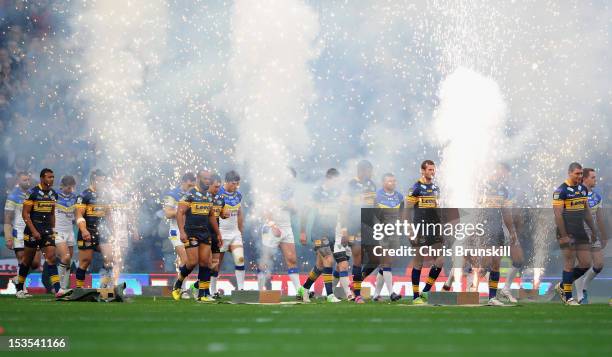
[478,180,513,233]
[375,188,404,223]
[552,180,588,237]
[218,186,241,231]
[55,191,77,233]
[75,187,111,234]
[209,192,225,231]
[406,178,440,223]
[312,184,342,228]
[163,187,189,231]
[178,186,213,231]
[585,189,603,235]
[4,187,28,232]
[23,185,58,231]
[347,177,377,210]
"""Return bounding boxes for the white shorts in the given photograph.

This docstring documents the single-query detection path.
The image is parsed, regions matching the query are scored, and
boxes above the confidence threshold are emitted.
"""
[12,229,24,250]
[262,224,295,248]
[55,230,76,246]
[219,230,243,252]
[168,229,184,248]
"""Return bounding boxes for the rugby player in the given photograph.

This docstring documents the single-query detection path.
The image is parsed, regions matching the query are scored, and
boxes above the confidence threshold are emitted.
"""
[371,173,403,302]
[257,168,301,295]
[215,171,244,294]
[74,169,113,289]
[162,172,196,298]
[297,168,343,303]
[406,160,443,305]
[171,172,222,302]
[478,163,518,306]
[55,175,78,290]
[17,168,63,298]
[552,162,597,305]
[342,160,376,303]
[4,171,42,293]
[206,173,226,298]
[574,168,607,304]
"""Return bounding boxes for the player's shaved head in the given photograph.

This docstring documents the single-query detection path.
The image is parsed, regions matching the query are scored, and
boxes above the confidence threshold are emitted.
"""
[567,162,583,185]
[568,162,582,173]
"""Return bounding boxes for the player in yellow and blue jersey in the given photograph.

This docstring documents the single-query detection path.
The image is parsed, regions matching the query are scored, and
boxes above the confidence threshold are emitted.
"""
[552,162,597,305]
[172,175,222,302]
[406,160,442,305]
[477,163,518,306]
[74,169,113,289]
[573,168,607,304]
[341,160,376,303]
[297,168,343,303]
[17,168,64,298]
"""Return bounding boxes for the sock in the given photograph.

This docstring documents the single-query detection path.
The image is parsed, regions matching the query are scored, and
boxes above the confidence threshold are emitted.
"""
[303,266,322,290]
[374,268,384,297]
[198,266,211,298]
[59,262,70,290]
[489,270,500,299]
[16,263,30,291]
[174,265,193,290]
[47,264,61,293]
[411,267,421,299]
[583,266,602,290]
[323,267,333,296]
[504,266,520,291]
[562,270,573,300]
[352,265,362,296]
[423,265,441,292]
[76,267,87,288]
[235,265,245,290]
[443,270,454,290]
[288,267,301,291]
[210,271,218,294]
[339,271,350,297]
[382,267,394,295]
[332,269,340,288]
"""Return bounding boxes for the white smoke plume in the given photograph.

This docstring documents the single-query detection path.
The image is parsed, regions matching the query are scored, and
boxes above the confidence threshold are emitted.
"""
[433,67,507,208]
[217,0,321,214]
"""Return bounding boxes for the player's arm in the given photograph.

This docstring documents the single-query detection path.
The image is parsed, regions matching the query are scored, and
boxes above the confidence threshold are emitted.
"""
[22,194,40,240]
[75,202,90,240]
[237,207,244,234]
[50,200,56,231]
[595,206,608,248]
[3,205,14,249]
[502,206,517,244]
[553,189,569,241]
[176,202,189,243]
[583,204,597,243]
[209,206,222,248]
[163,195,177,219]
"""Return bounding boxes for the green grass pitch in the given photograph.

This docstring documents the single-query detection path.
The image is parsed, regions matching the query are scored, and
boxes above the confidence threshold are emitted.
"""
[1,296,611,356]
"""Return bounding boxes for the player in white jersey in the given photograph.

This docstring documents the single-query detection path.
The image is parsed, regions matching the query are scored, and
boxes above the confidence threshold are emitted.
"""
[55,175,78,290]
[163,172,197,271]
[574,168,608,303]
[4,172,41,293]
[257,168,302,294]
[216,170,245,291]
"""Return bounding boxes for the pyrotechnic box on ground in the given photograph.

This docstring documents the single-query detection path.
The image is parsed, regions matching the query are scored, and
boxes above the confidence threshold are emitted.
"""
[428,291,479,305]
[231,290,281,304]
